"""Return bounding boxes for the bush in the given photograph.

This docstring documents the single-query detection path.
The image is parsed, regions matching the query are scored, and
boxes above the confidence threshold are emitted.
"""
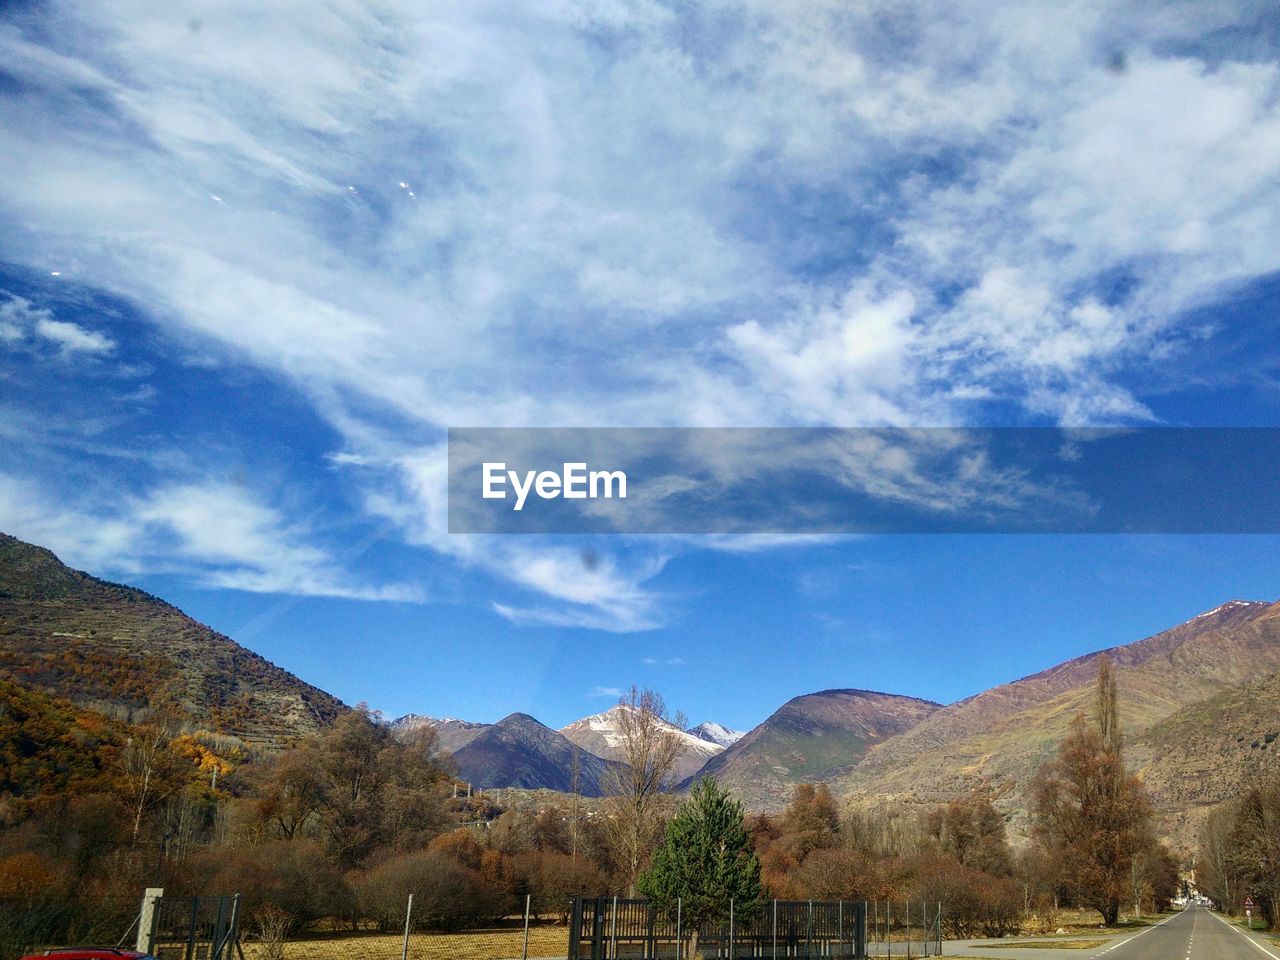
[353,850,504,932]
[508,851,608,922]
[909,855,1022,938]
[185,839,350,930]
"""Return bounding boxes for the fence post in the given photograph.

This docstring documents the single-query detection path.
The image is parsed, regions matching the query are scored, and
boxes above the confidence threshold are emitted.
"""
[522,894,532,960]
[593,897,606,960]
[729,898,735,960]
[401,893,414,960]
[677,898,683,960]
[569,897,583,960]
[136,888,163,955]
[887,902,891,959]
[772,899,777,960]
[611,896,618,960]
[220,893,242,960]
[936,902,941,956]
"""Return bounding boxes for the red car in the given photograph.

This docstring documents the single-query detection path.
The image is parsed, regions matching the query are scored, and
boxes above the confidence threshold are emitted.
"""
[19,951,157,960]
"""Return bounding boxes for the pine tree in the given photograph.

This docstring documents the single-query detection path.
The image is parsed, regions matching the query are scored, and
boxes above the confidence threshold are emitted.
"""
[637,777,763,958]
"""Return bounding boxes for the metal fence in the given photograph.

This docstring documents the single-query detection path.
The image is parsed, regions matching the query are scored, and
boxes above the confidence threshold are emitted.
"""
[144,893,242,960]
[865,901,943,958]
[0,894,139,959]
[3,890,946,960]
[568,897,868,959]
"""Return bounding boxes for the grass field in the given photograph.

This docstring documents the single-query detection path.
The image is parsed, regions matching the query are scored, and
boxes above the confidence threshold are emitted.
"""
[238,925,571,960]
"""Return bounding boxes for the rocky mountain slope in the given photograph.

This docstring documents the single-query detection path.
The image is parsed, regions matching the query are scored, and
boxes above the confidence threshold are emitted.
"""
[837,599,1280,847]
[689,688,942,810]
[0,532,346,747]
[448,713,625,795]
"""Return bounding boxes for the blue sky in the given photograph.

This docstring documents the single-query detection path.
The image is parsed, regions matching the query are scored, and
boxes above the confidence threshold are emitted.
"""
[2,1,1280,731]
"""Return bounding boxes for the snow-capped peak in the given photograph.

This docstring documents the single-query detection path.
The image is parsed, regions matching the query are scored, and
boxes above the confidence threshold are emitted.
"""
[687,721,746,748]
[560,705,724,760]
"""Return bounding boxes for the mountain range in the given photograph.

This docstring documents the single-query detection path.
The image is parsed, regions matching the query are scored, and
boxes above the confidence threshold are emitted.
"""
[2,531,1278,851]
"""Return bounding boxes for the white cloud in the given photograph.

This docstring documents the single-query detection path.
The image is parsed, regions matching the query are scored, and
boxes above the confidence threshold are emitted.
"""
[35,318,116,355]
[585,685,623,699]
[3,0,1280,623]
[0,471,421,602]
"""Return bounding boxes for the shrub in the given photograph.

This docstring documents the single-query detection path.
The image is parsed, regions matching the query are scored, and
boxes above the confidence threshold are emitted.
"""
[353,850,504,932]
[909,855,1022,938]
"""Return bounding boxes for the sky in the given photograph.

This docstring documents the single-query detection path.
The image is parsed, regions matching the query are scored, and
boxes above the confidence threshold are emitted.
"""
[2,0,1280,732]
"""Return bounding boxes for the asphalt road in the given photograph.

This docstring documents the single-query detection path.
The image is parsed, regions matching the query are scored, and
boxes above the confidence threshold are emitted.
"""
[1097,904,1279,960]
[945,905,1280,960]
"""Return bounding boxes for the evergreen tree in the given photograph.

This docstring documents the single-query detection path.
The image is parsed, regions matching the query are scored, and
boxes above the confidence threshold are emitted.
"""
[637,777,763,958]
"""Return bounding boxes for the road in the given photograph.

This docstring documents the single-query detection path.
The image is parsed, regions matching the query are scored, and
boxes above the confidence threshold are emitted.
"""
[944,905,1280,960]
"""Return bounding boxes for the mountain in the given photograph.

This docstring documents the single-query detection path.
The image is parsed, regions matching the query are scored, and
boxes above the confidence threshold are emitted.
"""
[688,689,942,809]
[390,714,490,754]
[838,599,1280,848]
[449,713,624,795]
[688,721,746,748]
[0,532,346,747]
[559,705,724,782]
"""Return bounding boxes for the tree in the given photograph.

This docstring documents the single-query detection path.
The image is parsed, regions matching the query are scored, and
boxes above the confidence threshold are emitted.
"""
[1029,715,1154,924]
[602,686,684,894]
[1029,657,1155,925]
[1198,803,1238,914]
[117,717,188,844]
[637,778,762,960]
[780,783,840,862]
[1094,655,1121,753]
[925,791,1012,876]
[251,706,452,869]
[1225,777,1280,928]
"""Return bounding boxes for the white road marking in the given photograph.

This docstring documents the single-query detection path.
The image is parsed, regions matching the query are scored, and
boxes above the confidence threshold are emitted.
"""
[1209,909,1280,960]
[1095,910,1180,955]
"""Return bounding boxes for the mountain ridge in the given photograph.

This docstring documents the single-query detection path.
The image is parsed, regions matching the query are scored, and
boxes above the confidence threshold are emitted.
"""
[0,532,347,747]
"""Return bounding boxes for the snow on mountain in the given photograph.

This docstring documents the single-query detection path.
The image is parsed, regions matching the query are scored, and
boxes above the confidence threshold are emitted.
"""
[388,714,490,753]
[687,721,746,748]
[559,705,724,781]
[1188,599,1268,621]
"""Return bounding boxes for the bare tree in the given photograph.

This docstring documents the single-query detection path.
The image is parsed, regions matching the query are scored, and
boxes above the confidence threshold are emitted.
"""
[1197,803,1236,913]
[1094,654,1122,752]
[603,685,684,894]
[118,717,186,843]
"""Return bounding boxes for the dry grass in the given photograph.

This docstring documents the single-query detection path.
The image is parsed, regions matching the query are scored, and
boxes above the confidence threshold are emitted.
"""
[977,940,1109,950]
[240,926,570,960]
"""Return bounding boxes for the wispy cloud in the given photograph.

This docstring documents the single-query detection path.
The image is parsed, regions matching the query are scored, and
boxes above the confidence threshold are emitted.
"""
[0,471,421,602]
[586,686,623,699]
[2,1,1278,625]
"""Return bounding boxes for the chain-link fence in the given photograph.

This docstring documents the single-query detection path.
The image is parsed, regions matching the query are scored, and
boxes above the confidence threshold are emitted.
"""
[237,897,569,960]
[5,890,948,960]
[864,901,943,957]
[0,894,140,959]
